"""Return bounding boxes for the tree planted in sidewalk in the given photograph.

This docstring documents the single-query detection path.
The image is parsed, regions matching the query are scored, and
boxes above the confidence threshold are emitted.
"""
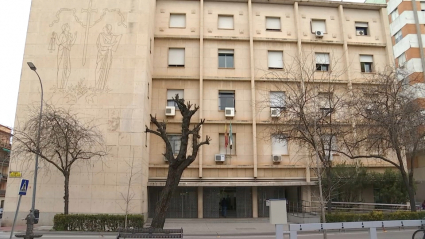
[146,94,210,228]
[13,103,107,214]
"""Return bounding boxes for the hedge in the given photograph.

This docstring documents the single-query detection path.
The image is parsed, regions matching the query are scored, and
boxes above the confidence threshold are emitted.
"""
[326,211,425,223]
[53,214,144,231]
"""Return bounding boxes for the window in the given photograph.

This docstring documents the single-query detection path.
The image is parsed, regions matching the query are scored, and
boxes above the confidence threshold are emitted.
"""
[311,19,326,33]
[322,134,337,160]
[360,55,373,73]
[355,22,369,36]
[270,91,285,109]
[315,53,330,71]
[266,17,281,31]
[268,51,283,69]
[167,89,184,109]
[394,30,402,44]
[168,48,185,67]
[391,8,399,21]
[398,53,406,67]
[318,92,333,116]
[167,135,181,155]
[218,49,234,68]
[169,14,186,28]
[218,91,235,110]
[218,15,234,29]
[272,135,288,155]
[219,133,236,155]
[421,2,425,11]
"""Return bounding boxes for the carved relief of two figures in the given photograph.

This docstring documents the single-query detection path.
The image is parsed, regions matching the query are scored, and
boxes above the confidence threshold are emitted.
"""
[49,23,121,90]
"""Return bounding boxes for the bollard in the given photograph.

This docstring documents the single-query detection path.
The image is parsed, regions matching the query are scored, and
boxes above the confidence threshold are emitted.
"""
[369,227,377,239]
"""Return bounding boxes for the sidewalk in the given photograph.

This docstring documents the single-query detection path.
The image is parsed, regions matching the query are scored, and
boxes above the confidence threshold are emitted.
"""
[0,218,277,236]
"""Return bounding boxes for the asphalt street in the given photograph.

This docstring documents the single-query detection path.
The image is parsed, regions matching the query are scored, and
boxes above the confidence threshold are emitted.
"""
[0,229,418,239]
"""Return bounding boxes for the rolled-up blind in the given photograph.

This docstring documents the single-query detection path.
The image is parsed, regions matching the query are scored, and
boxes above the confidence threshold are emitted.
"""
[170,14,186,28]
[268,51,283,68]
[360,55,373,62]
[218,15,234,29]
[311,20,326,33]
[266,17,281,30]
[167,89,184,99]
[315,53,330,64]
[355,22,368,27]
[168,48,185,66]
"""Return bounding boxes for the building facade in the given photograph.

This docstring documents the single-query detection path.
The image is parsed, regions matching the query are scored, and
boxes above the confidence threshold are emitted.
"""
[386,0,425,200]
[5,0,395,225]
[0,125,11,209]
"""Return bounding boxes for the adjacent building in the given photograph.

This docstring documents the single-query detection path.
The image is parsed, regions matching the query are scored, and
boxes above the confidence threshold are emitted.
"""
[4,0,395,225]
[0,125,11,209]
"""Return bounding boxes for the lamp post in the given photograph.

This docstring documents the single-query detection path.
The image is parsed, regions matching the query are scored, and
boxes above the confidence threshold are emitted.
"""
[20,62,43,239]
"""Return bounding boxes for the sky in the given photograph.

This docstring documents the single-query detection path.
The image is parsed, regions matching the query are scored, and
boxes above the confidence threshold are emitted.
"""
[0,0,369,129]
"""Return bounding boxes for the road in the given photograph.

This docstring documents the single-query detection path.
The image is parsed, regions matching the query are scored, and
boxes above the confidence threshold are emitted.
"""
[0,229,417,238]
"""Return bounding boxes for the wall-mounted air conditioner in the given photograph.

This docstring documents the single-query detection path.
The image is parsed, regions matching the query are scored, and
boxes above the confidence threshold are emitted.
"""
[165,106,176,116]
[271,108,280,118]
[215,154,225,162]
[315,31,324,38]
[225,107,235,117]
[272,155,282,163]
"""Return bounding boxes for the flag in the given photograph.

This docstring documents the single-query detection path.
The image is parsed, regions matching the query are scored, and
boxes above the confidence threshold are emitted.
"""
[225,123,228,148]
[229,121,233,150]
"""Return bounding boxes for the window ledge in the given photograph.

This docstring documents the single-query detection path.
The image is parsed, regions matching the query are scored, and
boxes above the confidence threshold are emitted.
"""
[268,68,283,70]
[266,29,282,32]
[218,28,235,30]
[169,27,187,29]
[218,67,235,69]
[168,65,185,68]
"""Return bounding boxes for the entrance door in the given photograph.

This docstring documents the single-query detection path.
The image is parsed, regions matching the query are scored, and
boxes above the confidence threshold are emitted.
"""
[203,187,220,218]
[236,187,252,218]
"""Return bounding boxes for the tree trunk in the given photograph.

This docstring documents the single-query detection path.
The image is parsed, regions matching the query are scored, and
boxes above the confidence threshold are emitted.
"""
[400,169,416,212]
[64,172,70,215]
[151,166,183,229]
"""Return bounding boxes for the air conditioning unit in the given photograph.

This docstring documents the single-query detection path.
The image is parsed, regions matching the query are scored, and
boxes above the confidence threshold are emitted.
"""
[357,30,365,36]
[225,107,235,117]
[272,155,282,163]
[215,154,226,162]
[315,31,324,38]
[271,108,280,118]
[165,106,176,116]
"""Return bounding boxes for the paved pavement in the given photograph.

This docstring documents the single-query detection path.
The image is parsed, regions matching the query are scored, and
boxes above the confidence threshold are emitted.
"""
[0,218,420,238]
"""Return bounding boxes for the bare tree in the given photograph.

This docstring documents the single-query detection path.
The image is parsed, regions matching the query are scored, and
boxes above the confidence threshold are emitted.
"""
[258,51,352,227]
[117,149,142,229]
[341,68,425,211]
[145,95,210,229]
[13,103,107,214]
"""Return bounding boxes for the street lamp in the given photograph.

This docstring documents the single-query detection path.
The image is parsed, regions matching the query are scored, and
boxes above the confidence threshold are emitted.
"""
[19,62,43,239]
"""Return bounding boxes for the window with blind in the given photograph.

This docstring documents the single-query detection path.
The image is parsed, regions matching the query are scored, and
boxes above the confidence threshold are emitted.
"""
[169,14,186,28]
[391,8,399,21]
[318,92,334,116]
[270,91,285,109]
[218,91,235,110]
[167,89,184,109]
[360,55,373,73]
[398,53,406,67]
[272,135,288,155]
[421,2,425,11]
[167,135,181,155]
[218,15,234,29]
[218,49,234,68]
[266,17,281,31]
[355,22,369,36]
[394,30,402,44]
[168,48,185,67]
[315,53,330,71]
[311,19,326,33]
[268,51,283,69]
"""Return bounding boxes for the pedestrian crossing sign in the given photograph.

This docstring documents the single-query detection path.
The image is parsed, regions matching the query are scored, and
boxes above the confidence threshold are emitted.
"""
[19,179,29,196]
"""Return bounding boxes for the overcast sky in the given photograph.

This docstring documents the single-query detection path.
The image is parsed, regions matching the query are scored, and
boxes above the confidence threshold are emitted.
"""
[0,0,369,129]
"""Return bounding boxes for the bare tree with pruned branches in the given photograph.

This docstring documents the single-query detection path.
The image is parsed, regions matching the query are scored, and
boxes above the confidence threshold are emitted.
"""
[145,94,210,229]
[13,103,107,214]
[340,68,425,211]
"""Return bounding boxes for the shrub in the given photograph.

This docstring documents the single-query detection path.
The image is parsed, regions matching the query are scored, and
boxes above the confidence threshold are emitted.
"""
[326,211,425,223]
[53,214,144,231]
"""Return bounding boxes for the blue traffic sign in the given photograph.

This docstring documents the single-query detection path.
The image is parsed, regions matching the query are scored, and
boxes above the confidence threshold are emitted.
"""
[18,179,29,196]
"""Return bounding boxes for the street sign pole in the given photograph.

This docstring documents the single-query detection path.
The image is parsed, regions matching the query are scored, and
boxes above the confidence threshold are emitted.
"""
[10,179,29,239]
[10,195,23,239]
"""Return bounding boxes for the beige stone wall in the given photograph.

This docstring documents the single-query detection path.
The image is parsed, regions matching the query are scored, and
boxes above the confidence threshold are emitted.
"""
[5,0,155,226]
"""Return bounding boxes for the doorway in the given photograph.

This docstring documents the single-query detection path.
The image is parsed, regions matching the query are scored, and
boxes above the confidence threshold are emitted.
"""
[203,187,252,218]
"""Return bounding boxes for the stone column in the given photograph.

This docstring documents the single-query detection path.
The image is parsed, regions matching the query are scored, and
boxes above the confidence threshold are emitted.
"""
[252,186,258,218]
